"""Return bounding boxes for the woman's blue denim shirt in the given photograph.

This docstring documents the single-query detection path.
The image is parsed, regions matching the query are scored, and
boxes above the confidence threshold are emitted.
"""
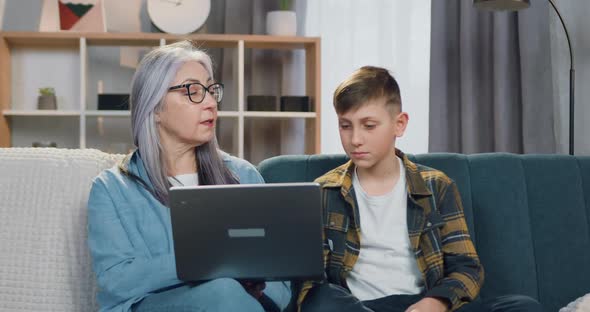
[87,151,291,311]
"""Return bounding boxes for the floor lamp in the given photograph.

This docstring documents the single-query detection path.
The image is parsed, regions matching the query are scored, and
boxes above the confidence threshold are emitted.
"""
[474,0,575,155]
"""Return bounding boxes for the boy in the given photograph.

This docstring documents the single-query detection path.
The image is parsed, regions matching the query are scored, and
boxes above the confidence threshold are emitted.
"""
[298,66,541,312]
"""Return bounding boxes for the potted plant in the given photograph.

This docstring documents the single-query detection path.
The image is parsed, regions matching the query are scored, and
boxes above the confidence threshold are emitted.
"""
[266,0,296,36]
[38,87,57,110]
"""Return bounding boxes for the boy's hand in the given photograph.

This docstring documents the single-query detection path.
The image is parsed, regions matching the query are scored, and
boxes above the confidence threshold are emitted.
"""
[405,297,449,312]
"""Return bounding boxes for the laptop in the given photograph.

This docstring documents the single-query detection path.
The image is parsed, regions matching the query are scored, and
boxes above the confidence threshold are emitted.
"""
[168,182,324,282]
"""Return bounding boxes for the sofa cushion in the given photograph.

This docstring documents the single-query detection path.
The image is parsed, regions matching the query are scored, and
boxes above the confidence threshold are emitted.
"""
[0,148,124,312]
[258,154,348,183]
[467,154,539,301]
[522,156,590,311]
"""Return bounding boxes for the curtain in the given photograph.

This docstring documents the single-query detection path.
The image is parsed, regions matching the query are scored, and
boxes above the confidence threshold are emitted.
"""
[549,1,590,155]
[429,1,555,154]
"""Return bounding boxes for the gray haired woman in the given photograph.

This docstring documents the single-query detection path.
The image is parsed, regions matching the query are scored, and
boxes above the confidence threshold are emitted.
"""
[87,40,291,312]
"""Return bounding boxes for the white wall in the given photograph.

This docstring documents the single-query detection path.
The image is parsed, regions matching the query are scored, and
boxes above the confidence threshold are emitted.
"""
[304,0,432,155]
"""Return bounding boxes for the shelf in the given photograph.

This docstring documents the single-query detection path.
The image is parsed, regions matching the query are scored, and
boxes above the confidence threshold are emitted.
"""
[2,110,315,118]
[243,111,316,118]
[0,32,319,49]
[1,31,321,158]
[218,111,240,117]
[1,32,80,47]
[85,110,129,117]
[78,111,315,118]
[83,111,243,117]
[3,110,81,116]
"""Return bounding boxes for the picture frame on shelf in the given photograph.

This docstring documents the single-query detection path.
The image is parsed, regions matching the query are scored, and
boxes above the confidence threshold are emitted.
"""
[58,0,106,32]
[39,0,59,31]
[97,94,129,110]
[0,0,5,31]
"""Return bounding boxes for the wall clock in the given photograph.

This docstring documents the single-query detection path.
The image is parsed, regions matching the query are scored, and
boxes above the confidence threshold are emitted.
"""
[147,0,210,35]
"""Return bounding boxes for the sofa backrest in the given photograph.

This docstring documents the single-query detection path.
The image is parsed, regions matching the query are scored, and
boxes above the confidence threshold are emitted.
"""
[258,153,590,312]
[0,148,124,312]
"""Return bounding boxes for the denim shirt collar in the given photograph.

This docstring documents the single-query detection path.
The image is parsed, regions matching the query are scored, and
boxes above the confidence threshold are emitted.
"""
[118,150,152,186]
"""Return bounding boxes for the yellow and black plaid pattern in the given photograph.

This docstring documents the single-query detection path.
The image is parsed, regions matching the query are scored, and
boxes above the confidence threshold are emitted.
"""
[298,149,484,311]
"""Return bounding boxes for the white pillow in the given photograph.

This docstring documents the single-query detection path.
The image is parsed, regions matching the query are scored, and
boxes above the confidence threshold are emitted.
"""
[560,294,590,312]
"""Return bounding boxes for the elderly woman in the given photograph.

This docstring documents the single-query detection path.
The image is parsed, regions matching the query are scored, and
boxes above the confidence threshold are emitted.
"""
[87,41,291,312]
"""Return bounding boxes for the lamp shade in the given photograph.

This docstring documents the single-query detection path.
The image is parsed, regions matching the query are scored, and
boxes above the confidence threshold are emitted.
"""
[473,0,530,11]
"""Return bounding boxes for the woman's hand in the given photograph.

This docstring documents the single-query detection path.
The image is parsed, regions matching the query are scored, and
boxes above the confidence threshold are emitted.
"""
[405,297,449,312]
[239,280,266,299]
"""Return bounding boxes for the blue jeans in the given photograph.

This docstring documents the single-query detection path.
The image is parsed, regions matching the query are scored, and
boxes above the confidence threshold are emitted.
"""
[133,278,268,312]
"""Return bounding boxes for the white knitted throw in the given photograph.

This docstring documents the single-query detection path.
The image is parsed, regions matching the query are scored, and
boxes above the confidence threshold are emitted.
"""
[0,148,124,311]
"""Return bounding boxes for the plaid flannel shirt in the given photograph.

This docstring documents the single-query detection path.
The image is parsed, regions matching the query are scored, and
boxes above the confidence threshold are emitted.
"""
[297,149,484,311]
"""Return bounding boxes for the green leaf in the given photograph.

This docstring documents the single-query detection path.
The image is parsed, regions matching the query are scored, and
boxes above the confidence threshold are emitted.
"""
[280,0,290,10]
[39,87,55,96]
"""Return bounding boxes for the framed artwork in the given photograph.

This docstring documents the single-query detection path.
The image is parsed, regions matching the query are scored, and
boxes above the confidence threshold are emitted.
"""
[39,0,59,31]
[0,0,5,30]
[58,0,105,32]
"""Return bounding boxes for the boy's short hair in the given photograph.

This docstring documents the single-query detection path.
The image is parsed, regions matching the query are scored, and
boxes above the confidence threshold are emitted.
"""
[333,66,401,115]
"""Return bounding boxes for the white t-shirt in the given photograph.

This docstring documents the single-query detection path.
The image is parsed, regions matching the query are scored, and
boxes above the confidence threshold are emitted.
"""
[346,157,424,301]
[168,173,199,187]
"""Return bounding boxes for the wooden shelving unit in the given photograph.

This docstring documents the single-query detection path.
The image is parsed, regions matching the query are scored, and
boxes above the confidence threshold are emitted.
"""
[0,31,321,161]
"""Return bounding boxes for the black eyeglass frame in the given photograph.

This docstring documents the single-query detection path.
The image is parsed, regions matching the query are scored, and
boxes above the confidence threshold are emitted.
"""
[168,82,224,104]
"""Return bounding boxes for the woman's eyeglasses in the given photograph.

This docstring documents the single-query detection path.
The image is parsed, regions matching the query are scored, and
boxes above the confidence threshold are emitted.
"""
[168,82,224,104]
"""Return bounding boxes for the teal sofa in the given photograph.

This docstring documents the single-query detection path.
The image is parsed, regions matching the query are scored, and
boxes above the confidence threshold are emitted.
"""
[258,153,590,312]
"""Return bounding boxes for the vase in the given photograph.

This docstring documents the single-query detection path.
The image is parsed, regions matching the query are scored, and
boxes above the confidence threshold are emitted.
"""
[266,11,297,36]
[37,95,57,110]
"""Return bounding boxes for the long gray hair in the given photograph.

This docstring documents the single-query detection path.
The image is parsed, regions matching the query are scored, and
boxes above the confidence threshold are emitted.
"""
[130,40,237,205]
